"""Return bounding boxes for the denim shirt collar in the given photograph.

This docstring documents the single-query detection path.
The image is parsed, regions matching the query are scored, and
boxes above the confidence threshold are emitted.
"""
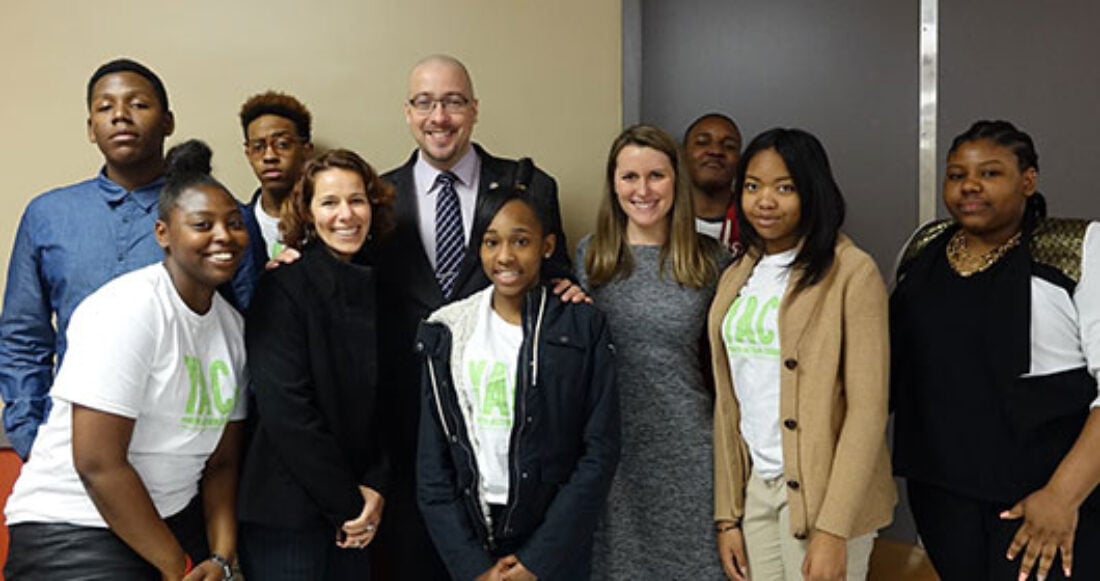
[95,166,165,210]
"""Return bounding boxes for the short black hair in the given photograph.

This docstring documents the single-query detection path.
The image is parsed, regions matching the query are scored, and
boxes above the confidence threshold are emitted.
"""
[86,58,169,111]
[734,127,846,291]
[682,112,739,146]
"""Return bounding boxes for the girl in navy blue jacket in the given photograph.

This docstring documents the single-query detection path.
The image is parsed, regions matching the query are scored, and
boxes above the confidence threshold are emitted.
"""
[416,185,621,581]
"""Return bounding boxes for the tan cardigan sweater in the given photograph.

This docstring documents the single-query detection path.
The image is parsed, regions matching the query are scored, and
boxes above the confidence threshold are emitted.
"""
[709,234,896,539]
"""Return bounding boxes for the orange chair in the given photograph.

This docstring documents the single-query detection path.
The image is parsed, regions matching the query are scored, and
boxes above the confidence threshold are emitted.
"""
[0,448,24,581]
[868,537,940,581]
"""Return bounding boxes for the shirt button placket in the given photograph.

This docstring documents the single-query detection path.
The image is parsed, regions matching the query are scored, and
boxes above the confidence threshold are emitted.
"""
[116,199,133,267]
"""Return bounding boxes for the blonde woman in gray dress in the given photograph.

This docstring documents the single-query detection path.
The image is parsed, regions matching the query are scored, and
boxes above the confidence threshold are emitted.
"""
[578,124,729,579]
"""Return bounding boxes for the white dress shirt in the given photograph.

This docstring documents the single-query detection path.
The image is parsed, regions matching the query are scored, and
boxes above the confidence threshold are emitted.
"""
[414,148,481,270]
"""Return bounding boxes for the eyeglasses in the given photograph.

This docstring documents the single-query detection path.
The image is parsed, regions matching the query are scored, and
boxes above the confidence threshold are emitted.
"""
[245,135,301,157]
[407,93,471,114]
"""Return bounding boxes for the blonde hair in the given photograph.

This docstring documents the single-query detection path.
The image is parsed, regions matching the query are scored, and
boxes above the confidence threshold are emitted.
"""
[584,124,718,288]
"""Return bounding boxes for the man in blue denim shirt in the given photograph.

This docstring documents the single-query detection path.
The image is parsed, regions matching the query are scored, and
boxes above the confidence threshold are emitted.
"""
[0,58,259,459]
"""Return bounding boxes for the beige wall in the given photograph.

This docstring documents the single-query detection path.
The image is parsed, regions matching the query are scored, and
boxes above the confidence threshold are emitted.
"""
[0,1,622,295]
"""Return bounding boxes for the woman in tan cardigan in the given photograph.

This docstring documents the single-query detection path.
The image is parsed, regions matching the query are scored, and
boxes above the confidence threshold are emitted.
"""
[709,128,896,581]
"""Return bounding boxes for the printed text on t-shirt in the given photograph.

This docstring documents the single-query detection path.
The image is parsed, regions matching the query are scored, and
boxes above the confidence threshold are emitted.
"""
[182,355,238,429]
[723,295,781,357]
[467,360,514,428]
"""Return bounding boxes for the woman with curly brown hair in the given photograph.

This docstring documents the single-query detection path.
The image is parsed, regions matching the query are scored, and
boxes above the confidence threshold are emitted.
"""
[238,149,396,580]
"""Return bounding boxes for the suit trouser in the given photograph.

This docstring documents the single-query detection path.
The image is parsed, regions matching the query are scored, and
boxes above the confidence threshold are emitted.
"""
[369,474,449,580]
[742,470,874,581]
[239,521,371,581]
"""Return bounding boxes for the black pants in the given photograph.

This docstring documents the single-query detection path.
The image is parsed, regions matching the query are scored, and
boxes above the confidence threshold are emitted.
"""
[908,480,1100,581]
[484,504,593,580]
[4,495,207,580]
[239,521,371,581]
[369,478,448,580]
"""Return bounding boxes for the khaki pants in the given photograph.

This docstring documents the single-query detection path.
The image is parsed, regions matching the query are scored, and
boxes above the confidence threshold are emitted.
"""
[743,470,875,581]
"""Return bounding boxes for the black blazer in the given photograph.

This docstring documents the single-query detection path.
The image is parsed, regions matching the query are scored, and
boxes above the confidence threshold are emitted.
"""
[375,144,573,480]
[238,243,389,529]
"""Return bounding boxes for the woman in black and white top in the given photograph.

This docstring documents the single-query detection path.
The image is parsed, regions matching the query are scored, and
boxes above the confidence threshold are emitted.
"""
[891,120,1100,581]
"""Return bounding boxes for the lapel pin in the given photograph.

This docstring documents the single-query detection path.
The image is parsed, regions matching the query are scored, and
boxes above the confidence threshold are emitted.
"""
[489,181,499,190]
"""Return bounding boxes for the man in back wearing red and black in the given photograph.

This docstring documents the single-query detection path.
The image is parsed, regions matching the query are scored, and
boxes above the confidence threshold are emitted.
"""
[684,112,743,254]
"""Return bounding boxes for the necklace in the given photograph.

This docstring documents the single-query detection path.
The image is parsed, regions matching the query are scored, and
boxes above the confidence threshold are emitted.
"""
[946,229,1022,277]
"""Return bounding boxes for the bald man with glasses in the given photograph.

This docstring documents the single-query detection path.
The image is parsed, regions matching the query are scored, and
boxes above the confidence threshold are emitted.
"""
[371,54,574,580]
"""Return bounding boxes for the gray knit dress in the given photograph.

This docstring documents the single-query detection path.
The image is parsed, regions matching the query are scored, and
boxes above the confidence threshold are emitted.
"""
[577,236,730,580]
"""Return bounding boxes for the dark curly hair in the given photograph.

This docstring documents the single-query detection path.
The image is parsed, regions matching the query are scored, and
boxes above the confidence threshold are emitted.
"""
[239,91,312,142]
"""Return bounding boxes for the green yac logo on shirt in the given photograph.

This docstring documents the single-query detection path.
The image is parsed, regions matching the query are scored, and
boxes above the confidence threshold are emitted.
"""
[181,355,237,429]
[468,360,514,428]
[724,295,781,356]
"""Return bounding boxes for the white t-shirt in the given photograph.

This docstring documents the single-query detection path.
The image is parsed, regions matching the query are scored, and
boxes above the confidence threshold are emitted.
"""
[5,263,248,528]
[695,217,724,240]
[1029,223,1100,408]
[254,202,285,259]
[721,248,797,479]
[459,289,522,505]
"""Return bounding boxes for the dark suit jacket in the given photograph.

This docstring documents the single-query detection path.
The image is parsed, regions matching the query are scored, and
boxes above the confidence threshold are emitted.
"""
[238,243,389,530]
[375,143,572,479]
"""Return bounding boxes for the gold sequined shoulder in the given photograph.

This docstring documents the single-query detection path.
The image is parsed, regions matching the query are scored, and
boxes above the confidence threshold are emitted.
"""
[1029,218,1090,284]
[897,220,953,276]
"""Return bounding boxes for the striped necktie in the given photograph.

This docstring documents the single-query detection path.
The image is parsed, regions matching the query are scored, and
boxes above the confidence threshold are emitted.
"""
[434,171,465,299]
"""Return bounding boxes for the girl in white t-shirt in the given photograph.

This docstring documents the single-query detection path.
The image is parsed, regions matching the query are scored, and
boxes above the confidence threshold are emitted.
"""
[417,184,620,581]
[5,140,248,581]
[708,128,896,581]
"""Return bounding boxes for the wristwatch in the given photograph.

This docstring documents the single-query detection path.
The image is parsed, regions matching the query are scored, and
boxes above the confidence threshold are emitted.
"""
[209,553,234,580]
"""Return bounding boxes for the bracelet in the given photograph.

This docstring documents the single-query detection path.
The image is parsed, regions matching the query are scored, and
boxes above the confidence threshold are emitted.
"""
[209,553,234,580]
[183,554,194,575]
[716,518,742,533]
